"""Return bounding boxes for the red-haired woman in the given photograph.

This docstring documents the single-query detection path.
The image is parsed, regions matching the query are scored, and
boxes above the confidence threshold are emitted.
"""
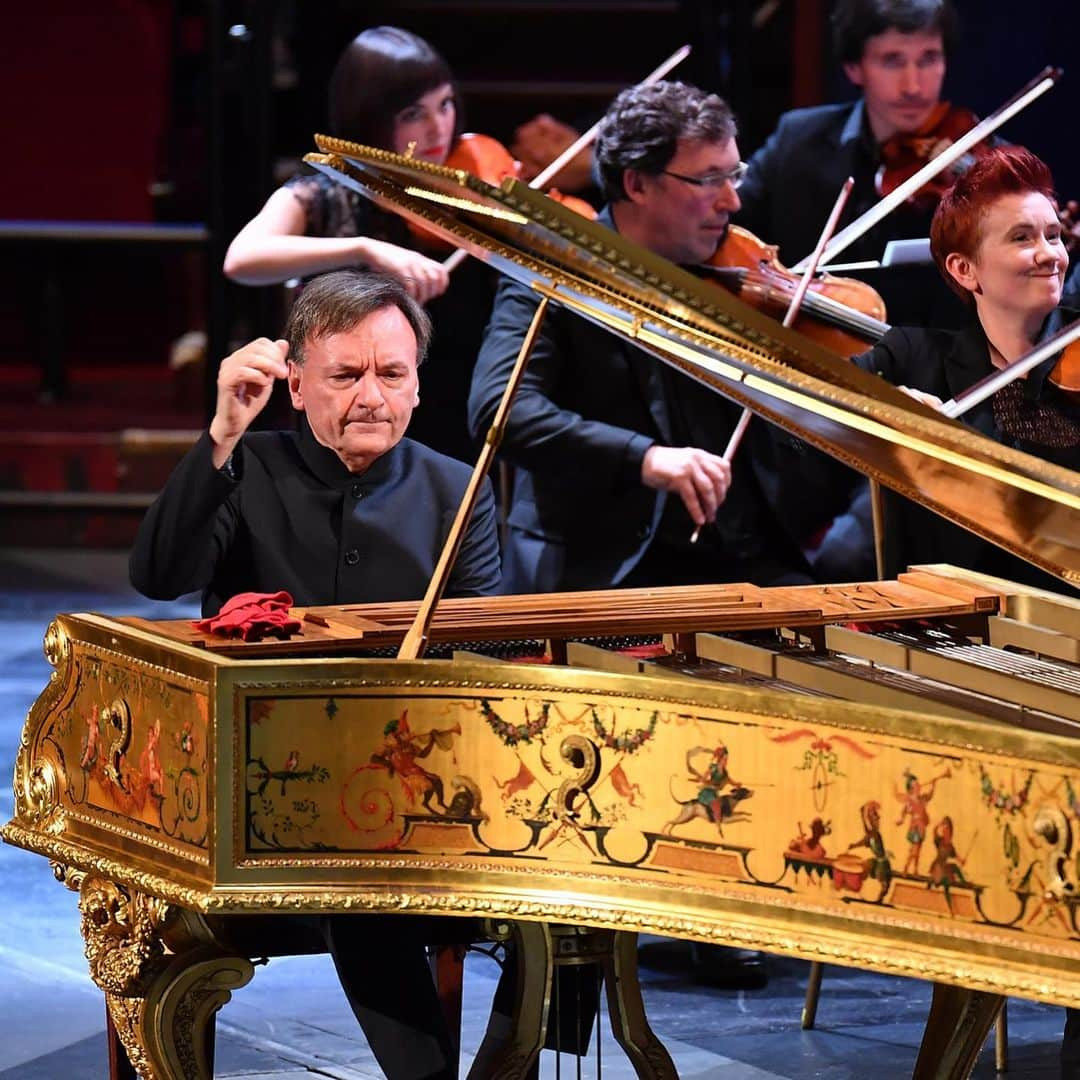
[851,145,1078,590]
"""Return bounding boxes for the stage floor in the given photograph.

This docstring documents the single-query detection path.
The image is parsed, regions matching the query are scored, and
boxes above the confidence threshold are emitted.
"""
[0,549,1068,1079]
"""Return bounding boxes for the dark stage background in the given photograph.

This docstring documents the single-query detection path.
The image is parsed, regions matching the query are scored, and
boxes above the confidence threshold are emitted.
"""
[1,0,1075,416]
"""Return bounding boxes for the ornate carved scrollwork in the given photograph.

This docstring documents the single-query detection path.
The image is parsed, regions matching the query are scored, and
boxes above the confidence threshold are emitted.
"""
[42,618,70,670]
[101,697,133,790]
[106,993,153,1078]
[24,759,60,825]
[78,877,256,1079]
[144,948,256,1079]
[555,734,600,820]
[79,875,171,997]
[51,861,85,893]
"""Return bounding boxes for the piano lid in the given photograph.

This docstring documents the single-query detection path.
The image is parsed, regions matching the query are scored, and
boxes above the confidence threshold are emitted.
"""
[303,137,1080,589]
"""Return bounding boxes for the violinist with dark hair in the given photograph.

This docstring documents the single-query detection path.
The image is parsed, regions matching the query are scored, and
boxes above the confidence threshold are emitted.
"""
[735,0,971,330]
[224,26,512,462]
[225,26,459,300]
[470,79,819,598]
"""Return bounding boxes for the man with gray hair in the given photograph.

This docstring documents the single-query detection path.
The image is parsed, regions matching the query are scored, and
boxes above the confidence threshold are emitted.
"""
[132,268,499,612]
[469,79,815,596]
[132,269,500,1078]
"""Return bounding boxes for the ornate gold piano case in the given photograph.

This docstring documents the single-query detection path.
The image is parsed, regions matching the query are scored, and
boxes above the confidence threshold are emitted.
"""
[6,567,1080,1078]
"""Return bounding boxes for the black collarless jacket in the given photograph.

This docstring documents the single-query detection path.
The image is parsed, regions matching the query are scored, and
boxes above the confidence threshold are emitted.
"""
[130,420,500,615]
[852,313,1079,589]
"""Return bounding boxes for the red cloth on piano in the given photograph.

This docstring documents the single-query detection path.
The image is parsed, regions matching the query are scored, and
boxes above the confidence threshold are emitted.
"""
[193,591,301,641]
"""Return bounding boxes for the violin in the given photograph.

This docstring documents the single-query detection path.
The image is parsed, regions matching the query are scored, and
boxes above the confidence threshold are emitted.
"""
[875,102,995,210]
[702,225,889,358]
[1049,341,1080,395]
[446,134,596,217]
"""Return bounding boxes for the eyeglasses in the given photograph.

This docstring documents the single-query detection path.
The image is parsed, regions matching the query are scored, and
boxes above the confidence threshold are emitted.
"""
[661,161,748,192]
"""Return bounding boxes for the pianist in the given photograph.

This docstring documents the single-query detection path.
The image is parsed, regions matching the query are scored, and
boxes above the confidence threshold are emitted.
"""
[130,268,500,1079]
[131,269,500,612]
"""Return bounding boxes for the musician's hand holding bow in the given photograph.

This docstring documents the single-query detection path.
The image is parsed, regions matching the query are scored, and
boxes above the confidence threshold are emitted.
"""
[641,445,732,528]
[209,338,290,469]
[360,239,449,304]
[898,386,946,410]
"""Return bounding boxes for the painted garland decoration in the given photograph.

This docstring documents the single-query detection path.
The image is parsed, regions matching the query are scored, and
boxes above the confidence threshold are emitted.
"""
[591,708,657,754]
[978,765,1033,816]
[481,699,550,746]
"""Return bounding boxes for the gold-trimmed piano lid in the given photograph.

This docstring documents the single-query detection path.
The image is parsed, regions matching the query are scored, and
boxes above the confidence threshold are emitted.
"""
[6,586,1080,1010]
[304,137,1080,589]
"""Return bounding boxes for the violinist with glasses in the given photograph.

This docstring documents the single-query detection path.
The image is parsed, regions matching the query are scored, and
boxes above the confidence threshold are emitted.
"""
[470,79,821,600]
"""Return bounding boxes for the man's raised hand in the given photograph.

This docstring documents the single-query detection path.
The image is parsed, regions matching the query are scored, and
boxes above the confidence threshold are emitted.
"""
[209,338,289,469]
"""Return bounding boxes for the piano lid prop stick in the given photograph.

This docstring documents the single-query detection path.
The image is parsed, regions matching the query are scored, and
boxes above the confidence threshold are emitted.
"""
[792,67,1062,273]
[692,178,855,544]
[397,296,551,660]
[443,44,691,273]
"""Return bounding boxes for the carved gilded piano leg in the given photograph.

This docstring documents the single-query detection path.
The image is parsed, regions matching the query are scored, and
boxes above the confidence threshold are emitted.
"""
[912,982,1005,1080]
[603,930,677,1079]
[468,920,552,1079]
[76,873,254,1079]
[138,945,255,1079]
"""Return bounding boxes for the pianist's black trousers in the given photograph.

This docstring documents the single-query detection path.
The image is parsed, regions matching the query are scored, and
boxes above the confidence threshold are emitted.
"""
[322,914,460,1080]
[1063,1007,1080,1076]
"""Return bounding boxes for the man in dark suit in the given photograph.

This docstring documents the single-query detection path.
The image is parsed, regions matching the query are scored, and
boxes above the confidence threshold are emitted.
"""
[131,269,499,1080]
[735,0,963,330]
[469,80,820,597]
[132,269,499,611]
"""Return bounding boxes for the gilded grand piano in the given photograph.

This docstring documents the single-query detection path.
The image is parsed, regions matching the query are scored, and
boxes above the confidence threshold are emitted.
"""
[6,145,1080,1080]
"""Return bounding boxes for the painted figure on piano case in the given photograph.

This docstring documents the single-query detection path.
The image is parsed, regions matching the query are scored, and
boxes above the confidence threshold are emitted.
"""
[369,710,461,814]
[335,708,479,847]
[842,799,893,900]
[895,766,951,874]
[929,815,968,900]
[663,744,753,836]
[785,818,833,883]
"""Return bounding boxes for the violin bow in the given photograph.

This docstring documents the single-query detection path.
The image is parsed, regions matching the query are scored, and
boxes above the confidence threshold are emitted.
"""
[691,178,854,543]
[443,44,692,272]
[793,66,1063,274]
[940,318,1080,419]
